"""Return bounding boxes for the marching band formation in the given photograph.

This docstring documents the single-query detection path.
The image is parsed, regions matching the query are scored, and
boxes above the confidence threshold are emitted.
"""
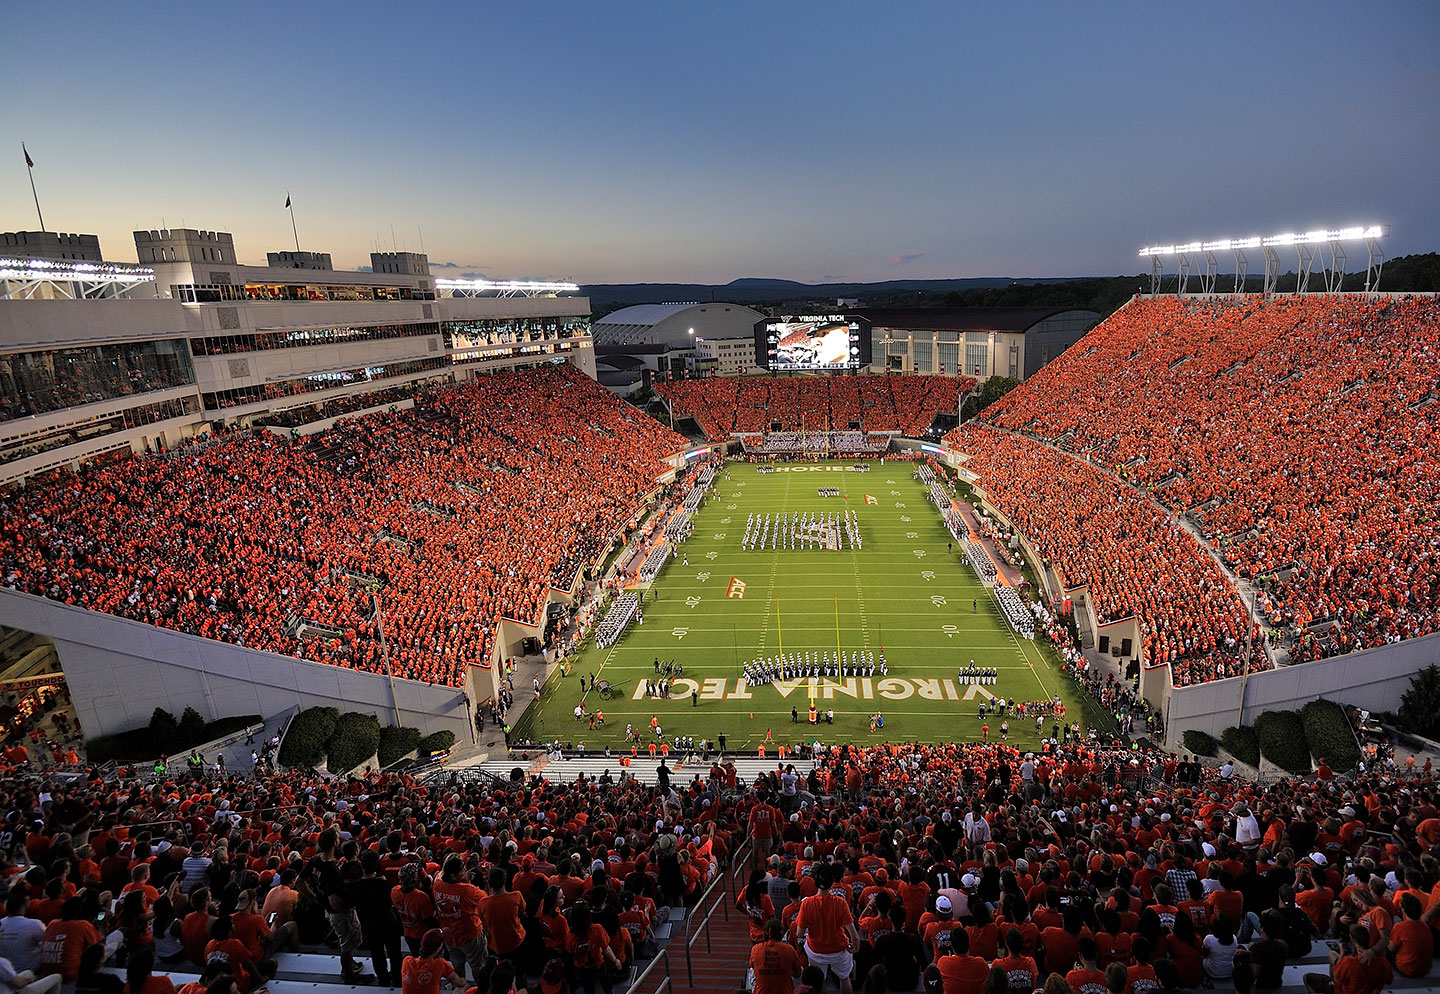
[742,648,887,685]
[740,509,863,551]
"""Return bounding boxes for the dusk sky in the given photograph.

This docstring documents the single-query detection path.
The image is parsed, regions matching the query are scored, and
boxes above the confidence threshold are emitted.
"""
[6,1,1438,284]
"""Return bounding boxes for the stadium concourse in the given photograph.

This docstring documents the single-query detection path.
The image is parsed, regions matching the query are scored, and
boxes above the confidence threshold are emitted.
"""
[946,294,1440,686]
[5,740,1440,994]
[655,377,976,439]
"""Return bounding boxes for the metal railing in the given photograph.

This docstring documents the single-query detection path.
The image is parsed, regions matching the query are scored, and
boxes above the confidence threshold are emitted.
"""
[682,837,751,986]
[622,948,674,994]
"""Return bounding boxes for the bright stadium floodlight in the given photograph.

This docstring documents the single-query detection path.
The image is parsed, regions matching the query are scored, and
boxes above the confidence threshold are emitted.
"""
[1139,225,1384,257]
[0,257,156,283]
[0,257,157,300]
[435,276,580,298]
[1139,225,1388,297]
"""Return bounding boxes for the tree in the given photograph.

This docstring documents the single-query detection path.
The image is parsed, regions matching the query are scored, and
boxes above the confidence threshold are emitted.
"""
[177,707,207,747]
[148,708,178,754]
[962,375,1021,419]
[1399,664,1440,739]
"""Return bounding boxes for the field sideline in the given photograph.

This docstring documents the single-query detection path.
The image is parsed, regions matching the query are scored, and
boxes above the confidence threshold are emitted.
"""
[512,459,1094,753]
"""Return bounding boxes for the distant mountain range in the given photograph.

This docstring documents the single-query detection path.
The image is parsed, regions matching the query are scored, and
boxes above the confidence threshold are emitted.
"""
[582,276,1090,314]
[578,252,1440,319]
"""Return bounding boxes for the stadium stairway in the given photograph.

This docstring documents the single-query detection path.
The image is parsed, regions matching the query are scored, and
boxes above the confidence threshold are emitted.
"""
[669,903,753,994]
[462,752,816,786]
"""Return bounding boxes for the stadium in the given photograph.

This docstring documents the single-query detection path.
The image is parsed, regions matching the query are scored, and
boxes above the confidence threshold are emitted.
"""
[3,208,1440,994]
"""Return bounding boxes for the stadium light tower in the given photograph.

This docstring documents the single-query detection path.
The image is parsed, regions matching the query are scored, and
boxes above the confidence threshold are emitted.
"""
[1139,225,1387,296]
[434,276,580,298]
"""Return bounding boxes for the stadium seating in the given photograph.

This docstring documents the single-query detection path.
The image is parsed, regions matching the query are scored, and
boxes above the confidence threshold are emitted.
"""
[0,365,686,686]
[963,295,1440,668]
[951,424,1254,686]
[657,375,976,438]
[4,735,1434,994]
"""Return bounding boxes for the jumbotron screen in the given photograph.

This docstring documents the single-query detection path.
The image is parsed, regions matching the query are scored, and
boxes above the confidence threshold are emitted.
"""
[756,315,872,371]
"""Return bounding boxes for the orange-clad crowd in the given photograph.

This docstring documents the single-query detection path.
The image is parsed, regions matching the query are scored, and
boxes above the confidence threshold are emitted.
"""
[0,365,686,687]
[657,376,976,439]
[949,425,1254,687]
[3,738,1437,994]
[966,295,1439,667]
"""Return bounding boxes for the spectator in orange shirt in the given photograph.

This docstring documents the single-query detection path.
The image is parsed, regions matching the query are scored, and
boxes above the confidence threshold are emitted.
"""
[750,919,803,994]
[392,863,436,957]
[1066,936,1110,994]
[477,867,527,962]
[1386,894,1434,978]
[1303,924,1391,994]
[796,865,859,994]
[39,899,106,981]
[120,865,160,910]
[1296,868,1336,931]
[201,916,253,993]
[567,901,620,994]
[740,878,777,944]
[431,856,485,984]
[992,927,1038,992]
[400,929,455,994]
[936,926,989,994]
[123,949,177,994]
[258,870,299,929]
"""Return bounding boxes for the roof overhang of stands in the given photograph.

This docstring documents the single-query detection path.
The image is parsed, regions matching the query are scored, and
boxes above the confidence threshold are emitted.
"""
[0,257,156,300]
[435,277,580,299]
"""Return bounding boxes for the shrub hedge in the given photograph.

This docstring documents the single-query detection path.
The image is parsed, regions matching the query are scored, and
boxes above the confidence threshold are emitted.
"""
[1256,709,1312,774]
[327,712,381,775]
[178,706,207,745]
[86,711,262,764]
[1182,730,1218,757]
[1300,699,1362,770]
[148,708,180,754]
[1220,725,1260,767]
[378,726,421,768]
[416,730,456,756]
[277,707,339,768]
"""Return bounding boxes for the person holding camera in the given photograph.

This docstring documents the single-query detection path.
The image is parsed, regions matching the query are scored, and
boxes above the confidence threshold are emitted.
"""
[1303,924,1391,994]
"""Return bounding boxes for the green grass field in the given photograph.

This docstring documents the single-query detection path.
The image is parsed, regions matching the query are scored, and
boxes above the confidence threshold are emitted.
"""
[513,460,1093,753]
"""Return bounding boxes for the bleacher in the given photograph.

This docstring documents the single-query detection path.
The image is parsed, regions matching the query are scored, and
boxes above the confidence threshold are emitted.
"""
[462,752,816,786]
[657,375,974,439]
[962,294,1440,673]
[11,725,1440,994]
[0,364,689,688]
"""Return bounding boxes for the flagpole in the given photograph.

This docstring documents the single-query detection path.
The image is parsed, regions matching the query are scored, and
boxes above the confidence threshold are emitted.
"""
[286,193,300,253]
[23,145,45,232]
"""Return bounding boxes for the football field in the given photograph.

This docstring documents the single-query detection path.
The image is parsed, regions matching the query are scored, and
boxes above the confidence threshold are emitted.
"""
[513,459,1093,753]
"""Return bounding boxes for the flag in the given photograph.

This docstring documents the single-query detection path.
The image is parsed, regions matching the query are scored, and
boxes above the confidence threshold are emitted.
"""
[284,195,291,208]
[864,494,877,505]
[23,145,33,168]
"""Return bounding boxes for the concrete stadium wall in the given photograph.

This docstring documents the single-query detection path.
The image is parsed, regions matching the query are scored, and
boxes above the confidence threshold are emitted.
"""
[1165,632,1440,743]
[0,588,471,743]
